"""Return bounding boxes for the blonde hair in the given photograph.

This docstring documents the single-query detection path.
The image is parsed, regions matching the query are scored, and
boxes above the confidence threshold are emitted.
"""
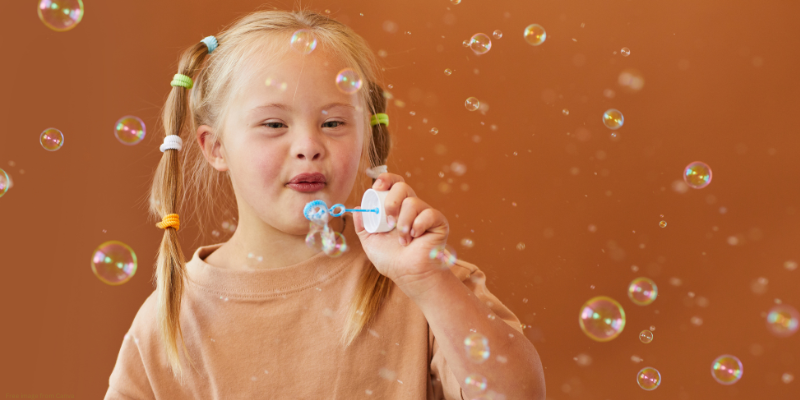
[149,9,393,381]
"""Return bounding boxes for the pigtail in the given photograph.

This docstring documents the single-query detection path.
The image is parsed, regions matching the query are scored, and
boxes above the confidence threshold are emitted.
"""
[149,41,211,381]
[341,81,394,346]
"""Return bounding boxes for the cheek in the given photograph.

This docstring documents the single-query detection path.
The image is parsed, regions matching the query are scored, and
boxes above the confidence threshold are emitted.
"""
[231,142,284,189]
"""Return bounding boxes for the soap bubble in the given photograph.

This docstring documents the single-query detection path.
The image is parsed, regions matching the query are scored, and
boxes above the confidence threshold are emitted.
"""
[460,238,474,248]
[628,277,658,306]
[114,116,146,145]
[637,367,661,390]
[290,29,318,54]
[766,304,799,337]
[621,47,631,56]
[465,97,481,111]
[618,69,645,92]
[464,374,487,391]
[38,0,84,32]
[430,244,457,267]
[639,330,654,343]
[0,169,9,198]
[444,68,452,76]
[462,39,470,48]
[492,30,503,39]
[464,333,490,363]
[579,296,626,341]
[659,220,667,228]
[602,109,624,130]
[91,241,138,285]
[523,24,547,46]
[321,230,348,257]
[469,33,492,55]
[711,355,743,385]
[683,162,712,189]
[40,128,64,151]
[450,0,461,4]
[335,68,363,94]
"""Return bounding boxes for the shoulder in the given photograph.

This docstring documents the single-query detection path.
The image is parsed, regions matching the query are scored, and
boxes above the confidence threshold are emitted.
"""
[127,291,160,340]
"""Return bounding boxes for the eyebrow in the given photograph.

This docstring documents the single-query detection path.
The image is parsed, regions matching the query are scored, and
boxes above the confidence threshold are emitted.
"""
[247,102,356,116]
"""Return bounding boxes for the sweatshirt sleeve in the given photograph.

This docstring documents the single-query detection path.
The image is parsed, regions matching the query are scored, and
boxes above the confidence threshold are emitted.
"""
[429,259,524,400]
[104,294,158,400]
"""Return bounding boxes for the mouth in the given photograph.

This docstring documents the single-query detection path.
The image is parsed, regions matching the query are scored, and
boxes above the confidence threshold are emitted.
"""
[286,172,327,193]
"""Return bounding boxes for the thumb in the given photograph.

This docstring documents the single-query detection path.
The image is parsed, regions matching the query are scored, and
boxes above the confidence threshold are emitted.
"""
[352,210,366,235]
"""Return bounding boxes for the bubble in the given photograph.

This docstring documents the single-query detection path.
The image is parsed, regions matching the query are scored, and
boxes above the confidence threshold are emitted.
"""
[602,109,624,130]
[659,220,667,228]
[0,169,9,198]
[621,47,631,56]
[460,238,474,248]
[38,0,84,32]
[783,373,795,384]
[290,29,318,55]
[766,304,799,337]
[628,277,658,306]
[464,333,490,363]
[523,24,547,46]
[683,161,712,189]
[450,0,461,4]
[462,40,470,48]
[444,68,453,76]
[464,374,487,391]
[579,296,626,342]
[450,161,467,176]
[465,97,481,111]
[469,33,492,55]
[639,330,654,343]
[91,241,138,285]
[335,68,363,94]
[562,108,569,115]
[321,230,348,258]
[711,355,743,385]
[40,128,64,151]
[114,116,146,145]
[430,127,439,135]
[637,367,661,390]
[429,244,457,267]
[618,68,645,92]
[492,30,503,39]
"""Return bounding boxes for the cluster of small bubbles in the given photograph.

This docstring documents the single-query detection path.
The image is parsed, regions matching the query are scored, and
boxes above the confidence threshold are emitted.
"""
[637,367,661,390]
[469,33,492,55]
[430,127,439,135]
[91,241,137,285]
[265,76,288,92]
[444,68,453,76]
[628,277,658,306]
[516,242,526,251]
[562,109,569,115]
[523,24,547,46]
[711,355,743,385]
[659,220,667,228]
[766,304,799,337]
[621,47,631,56]
[465,97,481,111]
[618,68,645,92]
[114,116,146,145]
[579,296,626,341]
[639,330,653,343]
[683,161,712,189]
[602,109,624,129]
[335,68,363,94]
[429,244,457,267]
[464,373,488,391]
[211,230,220,237]
[38,0,84,32]
[290,29,318,54]
[464,333,490,363]
[221,220,237,233]
[460,238,474,248]
[0,169,9,198]
[492,30,503,39]
[305,209,348,258]
[40,128,64,151]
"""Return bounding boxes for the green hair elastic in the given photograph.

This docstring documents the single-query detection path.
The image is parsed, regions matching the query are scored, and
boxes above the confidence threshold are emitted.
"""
[370,113,389,127]
[170,74,193,89]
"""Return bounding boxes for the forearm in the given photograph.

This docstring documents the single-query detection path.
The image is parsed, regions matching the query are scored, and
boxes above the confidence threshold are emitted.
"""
[399,269,545,400]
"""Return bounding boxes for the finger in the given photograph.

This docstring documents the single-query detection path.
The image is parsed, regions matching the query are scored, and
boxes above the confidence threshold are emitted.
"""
[383,182,418,228]
[396,197,429,245]
[372,172,405,191]
[352,209,365,234]
[410,208,449,239]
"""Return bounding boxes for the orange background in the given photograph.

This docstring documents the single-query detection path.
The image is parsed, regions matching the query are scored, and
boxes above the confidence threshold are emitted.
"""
[1,0,799,398]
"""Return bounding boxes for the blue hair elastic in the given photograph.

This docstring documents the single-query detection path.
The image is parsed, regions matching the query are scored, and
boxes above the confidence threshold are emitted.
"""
[201,36,218,54]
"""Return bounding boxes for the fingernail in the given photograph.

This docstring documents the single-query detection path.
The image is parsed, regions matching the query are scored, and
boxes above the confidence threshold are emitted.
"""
[400,225,409,234]
[387,215,396,228]
[374,179,383,187]
[410,229,416,237]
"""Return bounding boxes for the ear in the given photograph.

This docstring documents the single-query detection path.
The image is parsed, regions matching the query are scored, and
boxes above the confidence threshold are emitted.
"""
[197,125,228,172]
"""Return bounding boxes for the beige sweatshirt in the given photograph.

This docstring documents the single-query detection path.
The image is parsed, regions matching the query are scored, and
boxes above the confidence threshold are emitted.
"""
[104,226,523,399]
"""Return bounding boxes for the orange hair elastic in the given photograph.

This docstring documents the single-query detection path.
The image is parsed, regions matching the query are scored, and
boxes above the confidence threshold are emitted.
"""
[156,214,180,231]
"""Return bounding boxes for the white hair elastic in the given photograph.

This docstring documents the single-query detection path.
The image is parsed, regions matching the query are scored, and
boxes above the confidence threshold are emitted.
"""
[159,135,183,152]
[365,165,388,179]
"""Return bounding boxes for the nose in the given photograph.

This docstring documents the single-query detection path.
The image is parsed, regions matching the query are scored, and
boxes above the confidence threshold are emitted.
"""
[292,130,325,161]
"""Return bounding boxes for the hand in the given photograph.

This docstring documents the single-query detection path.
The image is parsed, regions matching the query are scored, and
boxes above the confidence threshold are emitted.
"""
[352,172,452,296]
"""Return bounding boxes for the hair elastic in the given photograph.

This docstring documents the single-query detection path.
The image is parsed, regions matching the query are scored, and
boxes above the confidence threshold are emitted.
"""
[171,74,193,89]
[370,113,389,127]
[156,213,180,231]
[160,135,183,152]
[201,36,218,54]
[365,165,387,179]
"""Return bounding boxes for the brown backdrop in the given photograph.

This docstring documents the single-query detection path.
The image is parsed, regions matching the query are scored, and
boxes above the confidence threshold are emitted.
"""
[1,0,798,399]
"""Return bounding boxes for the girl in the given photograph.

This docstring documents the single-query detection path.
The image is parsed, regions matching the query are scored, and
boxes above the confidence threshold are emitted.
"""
[105,9,544,400]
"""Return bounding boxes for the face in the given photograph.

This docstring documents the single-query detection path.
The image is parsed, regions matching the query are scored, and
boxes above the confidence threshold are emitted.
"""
[198,46,366,236]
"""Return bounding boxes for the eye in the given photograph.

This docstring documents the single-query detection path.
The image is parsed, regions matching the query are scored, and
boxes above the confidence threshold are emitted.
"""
[323,120,345,128]
[263,122,286,129]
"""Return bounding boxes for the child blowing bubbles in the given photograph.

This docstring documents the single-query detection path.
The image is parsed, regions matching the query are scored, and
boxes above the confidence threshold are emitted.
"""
[105,9,544,400]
